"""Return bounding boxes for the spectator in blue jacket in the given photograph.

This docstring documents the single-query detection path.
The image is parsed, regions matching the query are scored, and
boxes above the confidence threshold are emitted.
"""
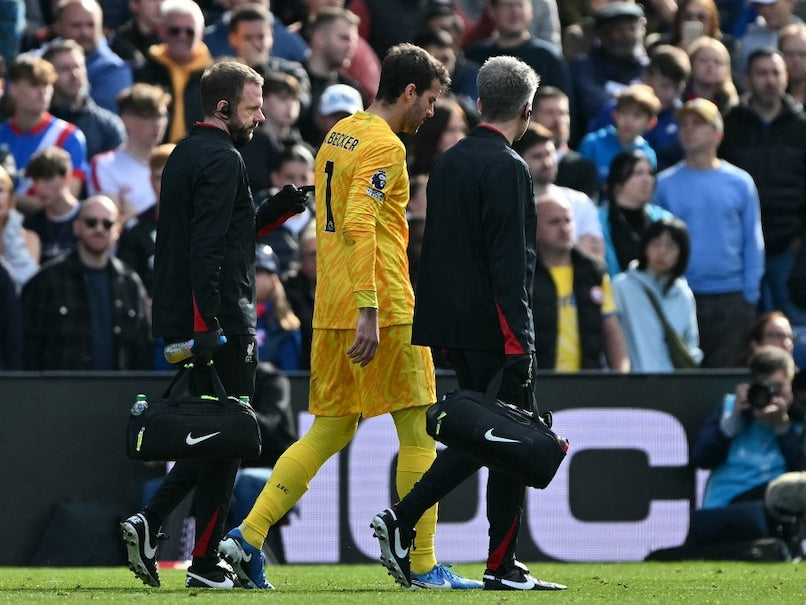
[612,217,702,371]
[587,44,690,172]
[579,83,659,194]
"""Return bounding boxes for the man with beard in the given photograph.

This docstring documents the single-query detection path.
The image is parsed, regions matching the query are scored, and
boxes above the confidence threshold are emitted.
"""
[370,54,567,591]
[120,60,309,589]
[218,43,481,591]
[44,38,126,161]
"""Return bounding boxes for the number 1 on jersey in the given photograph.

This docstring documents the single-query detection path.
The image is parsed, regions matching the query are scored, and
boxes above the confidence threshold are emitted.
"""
[324,160,336,233]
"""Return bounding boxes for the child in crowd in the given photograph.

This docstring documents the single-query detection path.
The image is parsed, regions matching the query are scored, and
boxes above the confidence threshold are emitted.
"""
[642,45,690,171]
[578,83,660,191]
[585,46,691,173]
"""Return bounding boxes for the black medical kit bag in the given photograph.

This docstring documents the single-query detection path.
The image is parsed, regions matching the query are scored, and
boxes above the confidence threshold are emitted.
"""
[126,362,261,461]
[425,371,568,488]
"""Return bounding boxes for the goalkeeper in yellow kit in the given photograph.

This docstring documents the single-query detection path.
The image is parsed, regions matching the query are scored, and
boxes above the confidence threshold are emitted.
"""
[218,43,482,590]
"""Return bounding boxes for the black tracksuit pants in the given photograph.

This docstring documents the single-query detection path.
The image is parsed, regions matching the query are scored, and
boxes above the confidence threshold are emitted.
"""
[144,335,256,566]
[394,348,527,573]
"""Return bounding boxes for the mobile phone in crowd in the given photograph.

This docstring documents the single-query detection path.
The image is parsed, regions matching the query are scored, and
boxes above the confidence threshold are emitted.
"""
[681,21,704,46]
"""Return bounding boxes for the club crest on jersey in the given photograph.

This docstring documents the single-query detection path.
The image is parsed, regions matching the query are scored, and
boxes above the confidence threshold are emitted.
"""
[366,169,387,202]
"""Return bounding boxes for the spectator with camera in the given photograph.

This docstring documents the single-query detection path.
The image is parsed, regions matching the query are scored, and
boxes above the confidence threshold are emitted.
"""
[693,345,803,509]
[689,345,805,558]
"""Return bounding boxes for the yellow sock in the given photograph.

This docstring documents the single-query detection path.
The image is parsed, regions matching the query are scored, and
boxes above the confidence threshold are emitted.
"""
[397,445,438,574]
[240,442,318,548]
[392,406,438,575]
[240,415,358,549]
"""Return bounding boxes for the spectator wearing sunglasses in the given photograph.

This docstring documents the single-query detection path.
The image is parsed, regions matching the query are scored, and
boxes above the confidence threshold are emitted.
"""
[20,194,152,370]
[133,0,212,143]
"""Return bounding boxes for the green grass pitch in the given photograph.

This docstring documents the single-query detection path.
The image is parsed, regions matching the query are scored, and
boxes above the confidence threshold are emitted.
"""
[0,562,805,604]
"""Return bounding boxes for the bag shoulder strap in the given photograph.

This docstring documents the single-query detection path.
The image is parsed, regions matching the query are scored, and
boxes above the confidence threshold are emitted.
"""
[640,283,674,333]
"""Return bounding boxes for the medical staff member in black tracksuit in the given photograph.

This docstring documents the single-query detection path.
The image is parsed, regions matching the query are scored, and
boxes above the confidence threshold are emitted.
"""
[372,56,567,591]
[120,60,307,589]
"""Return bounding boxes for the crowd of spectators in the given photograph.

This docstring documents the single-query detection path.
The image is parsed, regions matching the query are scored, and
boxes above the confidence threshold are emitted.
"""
[2,0,806,373]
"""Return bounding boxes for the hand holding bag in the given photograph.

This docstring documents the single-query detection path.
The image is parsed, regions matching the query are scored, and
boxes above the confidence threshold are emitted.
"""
[126,362,262,461]
[425,371,568,489]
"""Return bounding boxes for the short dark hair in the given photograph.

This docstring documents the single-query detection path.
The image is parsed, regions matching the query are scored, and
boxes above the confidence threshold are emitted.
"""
[636,218,691,283]
[533,86,568,114]
[746,47,783,73]
[274,143,314,171]
[7,54,56,85]
[200,60,264,117]
[412,27,453,50]
[229,3,273,33]
[648,44,691,85]
[534,86,567,104]
[307,6,359,37]
[375,43,450,104]
[511,122,554,156]
[117,83,171,116]
[261,70,301,98]
[25,147,72,179]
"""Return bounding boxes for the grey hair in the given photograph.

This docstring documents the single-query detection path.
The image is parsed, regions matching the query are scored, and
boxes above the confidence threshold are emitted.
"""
[477,56,540,122]
[161,0,205,32]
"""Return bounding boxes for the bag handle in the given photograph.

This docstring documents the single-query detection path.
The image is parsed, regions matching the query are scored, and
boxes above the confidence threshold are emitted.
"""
[483,364,538,414]
[163,361,229,404]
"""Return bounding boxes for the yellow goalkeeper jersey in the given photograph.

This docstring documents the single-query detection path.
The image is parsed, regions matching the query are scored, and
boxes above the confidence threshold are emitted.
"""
[312,111,414,330]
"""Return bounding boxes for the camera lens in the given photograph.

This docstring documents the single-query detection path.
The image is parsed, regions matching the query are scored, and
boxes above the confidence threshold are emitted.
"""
[747,381,780,409]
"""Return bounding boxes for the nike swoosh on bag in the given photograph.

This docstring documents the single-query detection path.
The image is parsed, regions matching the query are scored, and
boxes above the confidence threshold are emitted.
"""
[185,431,222,446]
[483,429,521,443]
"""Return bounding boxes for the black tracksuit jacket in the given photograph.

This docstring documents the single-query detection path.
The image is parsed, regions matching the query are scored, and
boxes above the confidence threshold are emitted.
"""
[412,125,536,355]
[152,123,256,339]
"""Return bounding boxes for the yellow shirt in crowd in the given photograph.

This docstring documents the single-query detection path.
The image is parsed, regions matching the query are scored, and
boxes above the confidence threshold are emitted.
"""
[549,266,617,371]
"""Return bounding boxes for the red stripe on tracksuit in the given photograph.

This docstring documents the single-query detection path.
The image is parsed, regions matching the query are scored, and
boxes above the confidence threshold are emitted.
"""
[486,514,520,571]
[495,302,525,355]
[191,506,221,558]
[256,211,297,238]
[192,294,210,331]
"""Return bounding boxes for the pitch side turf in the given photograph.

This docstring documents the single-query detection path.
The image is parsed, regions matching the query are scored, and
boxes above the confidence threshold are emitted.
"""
[0,562,804,604]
